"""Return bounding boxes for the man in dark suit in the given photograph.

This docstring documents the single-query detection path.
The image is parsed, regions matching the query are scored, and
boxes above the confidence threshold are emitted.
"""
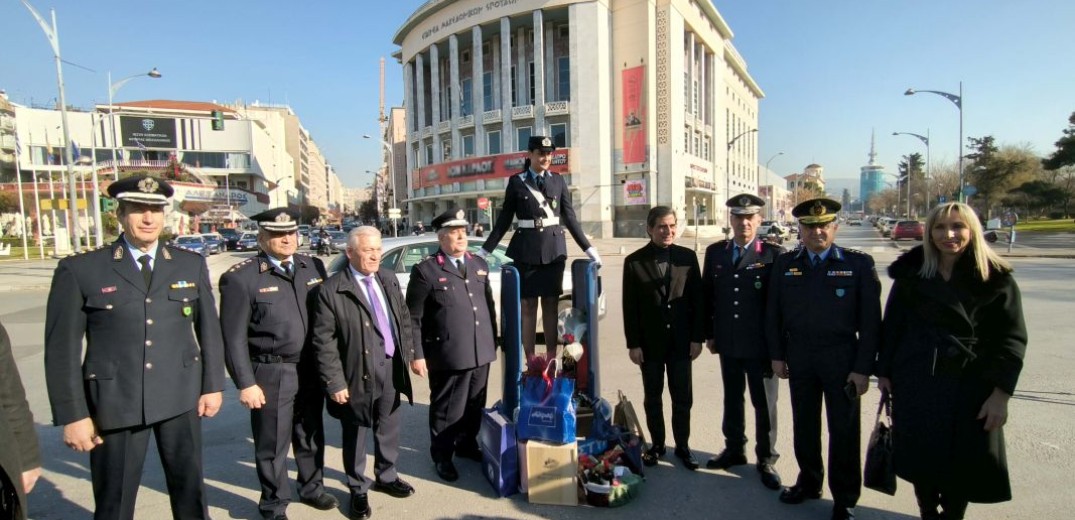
[1,321,41,520]
[406,209,498,483]
[220,208,336,520]
[702,194,785,490]
[622,206,705,470]
[312,226,415,520]
[766,198,882,520]
[44,175,225,520]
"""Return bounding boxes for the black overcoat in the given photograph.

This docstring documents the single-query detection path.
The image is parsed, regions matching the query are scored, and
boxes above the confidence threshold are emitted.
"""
[481,171,591,264]
[622,243,705,359]
[877,246,1027,503]
[702,238,785,359]
[0,323,39,520]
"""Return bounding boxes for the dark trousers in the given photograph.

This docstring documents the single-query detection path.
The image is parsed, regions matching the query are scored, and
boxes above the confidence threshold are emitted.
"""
[719,354,780,463]
[0,471,18,520]
[250,362,327,516]
[640,352,693,449]
[340,359,401,496]
[914,483,969,520]
[788,347,861,507]
[90,409,207,520]
[428,363,490,462]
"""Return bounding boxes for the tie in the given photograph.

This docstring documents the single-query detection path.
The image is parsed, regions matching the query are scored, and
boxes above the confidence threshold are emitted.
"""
[811,255,822,268]
[138,254,152,287]
[281,260,293,277]
[535,173,545,190]
[362,276,395,358]
[456,258,466,278]
[732,246,742,266]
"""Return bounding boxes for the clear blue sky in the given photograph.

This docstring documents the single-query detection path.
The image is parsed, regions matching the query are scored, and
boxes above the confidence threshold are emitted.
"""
[3,1,1072,194]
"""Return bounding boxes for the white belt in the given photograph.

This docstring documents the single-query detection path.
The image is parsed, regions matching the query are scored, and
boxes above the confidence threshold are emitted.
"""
[517,217,561,229]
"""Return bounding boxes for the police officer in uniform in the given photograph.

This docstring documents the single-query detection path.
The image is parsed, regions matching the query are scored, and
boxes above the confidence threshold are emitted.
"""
[478,136,601,358]
[766,198,881,520]
[405,209,498,483]
[220,208,336,520]
[702,194,784,490]
[44,175,225,520]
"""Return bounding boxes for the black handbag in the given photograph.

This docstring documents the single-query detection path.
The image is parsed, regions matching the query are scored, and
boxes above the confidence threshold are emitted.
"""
[864,391,897,495]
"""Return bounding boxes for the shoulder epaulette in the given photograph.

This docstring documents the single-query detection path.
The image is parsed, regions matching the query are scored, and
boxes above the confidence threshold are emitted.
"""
[75,244,111,256]
[842,247,869,256]
[226,258,255,273]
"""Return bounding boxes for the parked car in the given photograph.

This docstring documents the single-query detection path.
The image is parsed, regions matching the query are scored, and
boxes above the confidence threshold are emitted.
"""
[891,220,924,241]
[878,217,898,237]
[200,233,225,254]
[327,231,349,253]
[219,228,243,250]
[758,221,791,241]
[847,218,863,226]
[234,233,259,252]
[173,235,210,257]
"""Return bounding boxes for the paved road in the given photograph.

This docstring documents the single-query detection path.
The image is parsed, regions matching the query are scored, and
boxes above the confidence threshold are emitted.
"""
[4,228,1074,519]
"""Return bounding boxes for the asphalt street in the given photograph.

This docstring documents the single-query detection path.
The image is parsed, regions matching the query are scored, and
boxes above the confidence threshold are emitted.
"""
[3,226,1074,519]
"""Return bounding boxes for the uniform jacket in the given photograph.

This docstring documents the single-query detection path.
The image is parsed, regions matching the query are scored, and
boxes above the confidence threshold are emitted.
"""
[312,266,413,426]
[765,244,881,376]
[405,251,498,371]
[622,243,705,359]
[44,238,225,430]
[220,251,327,390]
[481,171,591,264]
[876,246,1027,502]
[702,238,785,359]
[0,323,40,520]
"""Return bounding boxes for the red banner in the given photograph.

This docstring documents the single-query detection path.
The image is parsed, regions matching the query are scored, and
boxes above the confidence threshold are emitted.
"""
[622,66,647,165]
[413,149,570,189]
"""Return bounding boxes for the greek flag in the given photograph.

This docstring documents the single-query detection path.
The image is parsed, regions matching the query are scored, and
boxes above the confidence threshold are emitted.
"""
[13,134,21,158]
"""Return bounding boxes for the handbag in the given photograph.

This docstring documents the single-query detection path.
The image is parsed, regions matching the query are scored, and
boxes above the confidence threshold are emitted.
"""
[612,390,647,445]
[864,391,897,495]
[518,359,576,444]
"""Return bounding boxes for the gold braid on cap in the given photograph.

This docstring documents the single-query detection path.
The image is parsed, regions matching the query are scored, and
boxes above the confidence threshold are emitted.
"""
[138,178,159,194]
[810,200,827,216]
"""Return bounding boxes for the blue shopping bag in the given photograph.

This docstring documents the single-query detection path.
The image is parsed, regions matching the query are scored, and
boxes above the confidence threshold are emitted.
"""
[517,359,576,444]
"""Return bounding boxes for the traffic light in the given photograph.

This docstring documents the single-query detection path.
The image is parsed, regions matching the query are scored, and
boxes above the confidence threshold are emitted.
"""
[211,110,224,131]
[100,197,117,213]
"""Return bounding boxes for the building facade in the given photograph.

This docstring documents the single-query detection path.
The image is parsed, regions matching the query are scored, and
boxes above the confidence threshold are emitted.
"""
[393,0,762,237]
[859,135,886,212]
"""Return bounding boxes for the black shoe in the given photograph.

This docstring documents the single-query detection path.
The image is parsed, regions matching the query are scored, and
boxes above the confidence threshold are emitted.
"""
[373,477,415,498]
[455,446,484,462]
[300,492,340,511]
[349,494,372,520]
[831,505,856,520]
[435,460,459,482]
[641,445,666,467]
[261,513,288,520]
[757,463,782,490]
[779,484,822,504]
[705,450,748,470]
[674,448,700,471]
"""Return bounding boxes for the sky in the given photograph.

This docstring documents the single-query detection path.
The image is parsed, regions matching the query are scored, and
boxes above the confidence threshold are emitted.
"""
[2,1,1073,195]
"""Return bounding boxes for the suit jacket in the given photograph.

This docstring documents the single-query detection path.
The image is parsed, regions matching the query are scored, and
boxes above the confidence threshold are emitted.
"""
[405,251,498,371]
[312,266,413,426]
[0,323,39,520]
[702,238,785,359]
[622,243,705,359]
[44,238,225,430]
[220,252,327,390]
[481,171,591,264]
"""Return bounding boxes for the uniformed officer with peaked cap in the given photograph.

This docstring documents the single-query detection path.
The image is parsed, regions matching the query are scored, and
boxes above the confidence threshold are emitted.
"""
[45,174,225,519]
[406,208,498,483]
[765,197,882,520]
[702,193,785,490]
[220,207,337,519]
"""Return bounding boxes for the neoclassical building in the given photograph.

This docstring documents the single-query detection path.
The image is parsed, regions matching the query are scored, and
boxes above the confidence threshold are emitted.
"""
[393,0,762,237]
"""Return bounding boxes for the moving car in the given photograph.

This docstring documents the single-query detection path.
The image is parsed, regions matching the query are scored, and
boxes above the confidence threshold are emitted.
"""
[847,218,863,226]
[891,220,924,241]
[172,235,210,257]
[326,231,349,253]
[234,233,259,252]
[200,233,225,254]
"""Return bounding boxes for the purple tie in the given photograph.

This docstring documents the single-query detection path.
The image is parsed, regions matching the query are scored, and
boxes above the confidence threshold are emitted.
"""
[363,276,395,357]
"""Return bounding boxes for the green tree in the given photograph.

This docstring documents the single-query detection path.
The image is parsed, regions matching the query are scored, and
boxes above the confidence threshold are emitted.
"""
[897,152,926,217]
[1042,111,1075,171]
[965,136,1038,217]
[1004,180,1067,217]
[0,192,18,213]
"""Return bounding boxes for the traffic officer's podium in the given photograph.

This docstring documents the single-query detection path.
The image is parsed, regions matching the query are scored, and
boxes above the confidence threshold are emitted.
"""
[499,259,601,415]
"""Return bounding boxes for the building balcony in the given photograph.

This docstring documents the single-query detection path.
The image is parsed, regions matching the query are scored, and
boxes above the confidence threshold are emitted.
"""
[422,126,433,138]
[482,109,502,124]
[458,115,474,129]
[436,120,451,134]
[544,101,569,116]
[409,131,419,142]
[511,105,534,120]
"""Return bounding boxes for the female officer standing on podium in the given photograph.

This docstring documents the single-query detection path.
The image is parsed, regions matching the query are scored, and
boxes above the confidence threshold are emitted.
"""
[477,135,601,359]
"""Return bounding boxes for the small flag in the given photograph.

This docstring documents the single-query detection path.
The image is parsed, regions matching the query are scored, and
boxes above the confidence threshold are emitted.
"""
[134,139,147,152]
[71,140,81,161]
[14,134,21,158]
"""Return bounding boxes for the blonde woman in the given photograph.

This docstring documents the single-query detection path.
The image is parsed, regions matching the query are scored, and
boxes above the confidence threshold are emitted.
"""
[877,202,1027,520]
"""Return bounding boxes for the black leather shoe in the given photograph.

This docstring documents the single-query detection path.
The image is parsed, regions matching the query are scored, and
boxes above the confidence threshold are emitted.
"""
[435,460,459,482]
[262,513,288,520]
[300,492,340,510]
[373,477,415,498]
[455,446,484,462]
[674,448,700,471]
[641,445,666,467]
[705,450,748,470]
[349,494,371,520]
[757,463,782,490]
[831,505,856,520]
[779,484,822,504]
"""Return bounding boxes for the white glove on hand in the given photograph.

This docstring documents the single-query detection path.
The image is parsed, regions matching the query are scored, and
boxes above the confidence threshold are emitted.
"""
[475,248,490,259]
[585,247,602,266]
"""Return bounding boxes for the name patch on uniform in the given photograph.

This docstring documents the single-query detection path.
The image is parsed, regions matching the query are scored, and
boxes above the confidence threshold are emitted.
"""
[745,262,765,270]
[259,286,280,293]
[306,278,323,286]
[170,281,195,289]
[784,268,803,277]
[477,269,488,276]
[437,277,448,282]
[827,270,854,277]
[101,286,117,293]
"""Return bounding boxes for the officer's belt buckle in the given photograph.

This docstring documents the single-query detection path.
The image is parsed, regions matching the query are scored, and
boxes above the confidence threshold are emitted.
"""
[534,218,544,231]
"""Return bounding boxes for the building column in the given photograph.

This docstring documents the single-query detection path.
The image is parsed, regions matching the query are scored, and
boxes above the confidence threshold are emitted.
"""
[415,53,427,165]
[544,25,555,102]
[403,62,416,217]
[429,44,442,163]
[499,17,514,151]
[532,9,546,133]
[472,25,486,156]
[449,34,461,160]
[568,1,612,238]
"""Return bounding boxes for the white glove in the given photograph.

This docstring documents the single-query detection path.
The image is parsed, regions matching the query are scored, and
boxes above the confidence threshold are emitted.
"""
[475,248,490,259]
[585,247,602,266]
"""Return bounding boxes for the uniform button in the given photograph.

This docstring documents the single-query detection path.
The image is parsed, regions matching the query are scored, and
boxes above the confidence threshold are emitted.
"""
[106,304,114,310]
[363,375,369,380]
[194,356,199,361]
[733,274,739,279]
[182,298,189,302]
[88,373,96,379]
[145,340,153,346]
[666,324,671,329]
[667,304,672,309]
[734,314,739,319]
[475,321,480,325]
[734,288,739,292]
[464,280,469,284]
[145,298,152,303]
[145,363,153,370]
[733,301,739,306]
[146,319,154,325]
[365,321,370,327]
[468,293,473,297]
[364,349,369,354]
[473,306,478,311]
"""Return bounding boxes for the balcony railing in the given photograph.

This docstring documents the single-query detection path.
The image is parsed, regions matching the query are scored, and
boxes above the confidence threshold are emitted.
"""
[482,109,502,123]
[458,115,474,129]
[409,131,419,142]
[436,120,451,133]
[422,126,433,138]
[511,105,534,120]
[544,101,569,116]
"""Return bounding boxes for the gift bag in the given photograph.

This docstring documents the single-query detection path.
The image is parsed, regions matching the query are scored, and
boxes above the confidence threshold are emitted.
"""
[864,392,897,496]
[518,359,577,444]
[612,390,647,445]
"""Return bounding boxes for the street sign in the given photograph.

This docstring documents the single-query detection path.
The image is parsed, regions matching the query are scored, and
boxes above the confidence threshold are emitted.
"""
[477,197,490,210]
[962,185,977,197]
[387,208,402,219]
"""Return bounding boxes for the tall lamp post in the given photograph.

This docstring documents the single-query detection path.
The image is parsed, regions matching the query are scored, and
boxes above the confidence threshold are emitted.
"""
[19,0,82,252]
[725,128,758,237]
[108,68,161,168]
[763,151,784,220]
[892,131,930,217]
[904,83,962,201]
[363,134,397,236]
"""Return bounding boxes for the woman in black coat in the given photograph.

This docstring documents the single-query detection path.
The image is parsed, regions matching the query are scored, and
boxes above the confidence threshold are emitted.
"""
[0,322,41,520]
[877,202,1027,520]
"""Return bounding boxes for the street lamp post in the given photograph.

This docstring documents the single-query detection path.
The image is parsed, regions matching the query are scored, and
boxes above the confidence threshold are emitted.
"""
[363,134,397,236]
[725,128,757,238]
[108,68,161,170]
[763,151,784,220]
[905,82,962,202]
[892,131,930,217]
